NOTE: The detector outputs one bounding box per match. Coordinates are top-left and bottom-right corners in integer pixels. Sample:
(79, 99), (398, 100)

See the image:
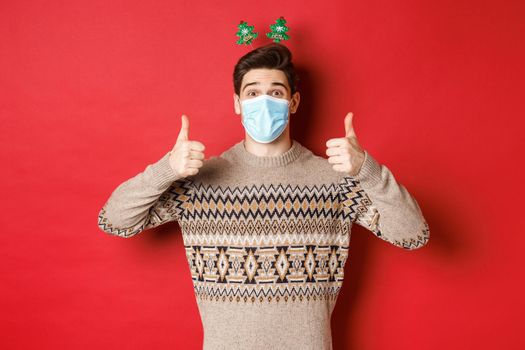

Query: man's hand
(169, 114), (206, 178)
(325, 112), (365, 176)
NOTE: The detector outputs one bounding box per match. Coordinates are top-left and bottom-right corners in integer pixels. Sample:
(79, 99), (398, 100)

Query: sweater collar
(231, 139), (303, 168)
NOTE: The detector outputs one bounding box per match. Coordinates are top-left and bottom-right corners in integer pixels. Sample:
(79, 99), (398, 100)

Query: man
(98, 43), (430, 350)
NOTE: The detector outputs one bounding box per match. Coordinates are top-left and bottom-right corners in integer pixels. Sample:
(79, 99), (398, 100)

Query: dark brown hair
(233, 43), (299, 96)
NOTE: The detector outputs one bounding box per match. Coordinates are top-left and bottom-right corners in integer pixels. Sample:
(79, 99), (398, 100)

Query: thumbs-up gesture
(168, 114), (206, 178)
(325, 112), (365, 176)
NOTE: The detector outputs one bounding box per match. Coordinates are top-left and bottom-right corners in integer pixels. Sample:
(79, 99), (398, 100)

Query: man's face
(234, 68), (300, 116)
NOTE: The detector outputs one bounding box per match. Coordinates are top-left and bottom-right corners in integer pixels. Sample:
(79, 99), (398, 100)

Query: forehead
(241, 68), (289, 89)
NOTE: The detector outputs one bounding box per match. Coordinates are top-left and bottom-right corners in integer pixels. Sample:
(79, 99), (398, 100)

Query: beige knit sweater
(98, 139), (429, 350)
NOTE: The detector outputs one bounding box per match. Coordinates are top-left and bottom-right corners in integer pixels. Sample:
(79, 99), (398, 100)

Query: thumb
(344, 112), (356, 138)
(177, 114), (189, 142)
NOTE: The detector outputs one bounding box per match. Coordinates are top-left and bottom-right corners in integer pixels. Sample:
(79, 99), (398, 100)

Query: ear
(290, 91), (300, 114)
(233, 93), (241, 115)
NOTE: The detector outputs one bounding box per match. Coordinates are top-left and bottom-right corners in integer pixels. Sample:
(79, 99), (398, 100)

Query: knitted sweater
(97, 139), (430, 350)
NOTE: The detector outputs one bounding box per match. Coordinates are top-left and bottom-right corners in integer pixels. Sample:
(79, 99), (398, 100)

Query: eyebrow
(242, 81), (288, 92)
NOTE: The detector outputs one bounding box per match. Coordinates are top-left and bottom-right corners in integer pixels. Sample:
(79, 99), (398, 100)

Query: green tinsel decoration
(235, 20), (258, 45)
(266, 16), (290, 43)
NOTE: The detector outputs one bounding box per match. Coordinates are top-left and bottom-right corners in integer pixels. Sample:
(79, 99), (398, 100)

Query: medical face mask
(240, 94), (290, 144)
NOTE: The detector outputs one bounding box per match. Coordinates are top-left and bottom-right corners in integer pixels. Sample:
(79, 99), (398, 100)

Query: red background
(1, 0), (524, 349)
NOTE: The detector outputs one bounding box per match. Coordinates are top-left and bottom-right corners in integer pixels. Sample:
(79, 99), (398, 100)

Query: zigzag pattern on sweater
(180, 221), (350, 246)
(177, 180), (356, 304)
(97, 178), (194, 237)
(193, 281), (343, 303)
(338, 176), (429, 250)
(184, 182), (347, 221)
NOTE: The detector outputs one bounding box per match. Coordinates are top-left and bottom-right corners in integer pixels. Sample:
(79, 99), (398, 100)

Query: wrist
(354, 150), (382, 187)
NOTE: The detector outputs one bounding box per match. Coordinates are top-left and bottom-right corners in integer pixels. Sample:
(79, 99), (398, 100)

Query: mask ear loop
(235, 20), (258, 49)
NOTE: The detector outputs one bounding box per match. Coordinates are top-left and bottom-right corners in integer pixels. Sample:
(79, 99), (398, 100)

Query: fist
(169, 114), (206, 178)
(326, 112), (365, 176)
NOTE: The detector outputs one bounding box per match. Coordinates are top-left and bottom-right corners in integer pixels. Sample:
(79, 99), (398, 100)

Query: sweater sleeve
(97, 151), (194, 238)
(337, 150), (430, 250)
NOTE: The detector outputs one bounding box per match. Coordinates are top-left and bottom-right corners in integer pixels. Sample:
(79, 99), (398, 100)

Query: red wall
(1, 0), (523, 349)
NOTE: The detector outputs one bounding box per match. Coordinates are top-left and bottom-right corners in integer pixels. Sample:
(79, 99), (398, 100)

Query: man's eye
(273, 90), (284, 96)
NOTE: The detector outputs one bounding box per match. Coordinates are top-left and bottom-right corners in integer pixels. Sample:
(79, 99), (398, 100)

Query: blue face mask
(240, 94), (290, 144)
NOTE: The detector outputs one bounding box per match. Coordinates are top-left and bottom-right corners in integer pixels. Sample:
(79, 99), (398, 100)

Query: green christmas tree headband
(235, 16), (290, 48)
